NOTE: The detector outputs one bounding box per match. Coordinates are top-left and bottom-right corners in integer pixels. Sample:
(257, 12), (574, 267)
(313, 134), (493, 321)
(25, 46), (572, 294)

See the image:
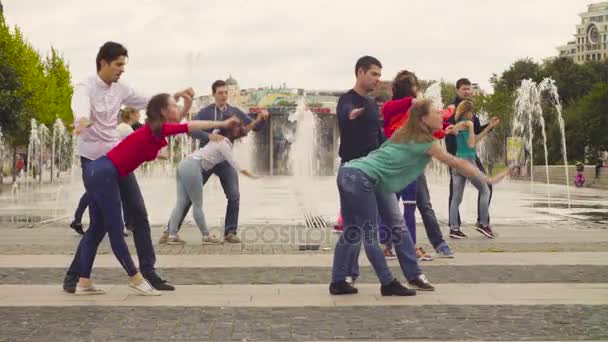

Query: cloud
(3, 0), (597, 94)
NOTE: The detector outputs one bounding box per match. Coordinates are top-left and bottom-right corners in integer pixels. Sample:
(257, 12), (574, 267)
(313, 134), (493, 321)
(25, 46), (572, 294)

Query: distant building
(225, 75), (241, 105)
(557, 2), (608, 63)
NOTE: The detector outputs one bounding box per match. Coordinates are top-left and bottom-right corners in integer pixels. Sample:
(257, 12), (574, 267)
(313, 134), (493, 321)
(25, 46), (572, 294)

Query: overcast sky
(3, 0), (598, 95)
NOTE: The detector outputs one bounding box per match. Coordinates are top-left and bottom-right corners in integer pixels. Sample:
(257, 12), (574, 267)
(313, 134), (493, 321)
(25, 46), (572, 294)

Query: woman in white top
(166, 120), (258, 244)
(117, 107), (140, 139)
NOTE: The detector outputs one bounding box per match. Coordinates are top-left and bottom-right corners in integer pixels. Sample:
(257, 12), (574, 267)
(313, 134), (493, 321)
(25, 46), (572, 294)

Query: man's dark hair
(96, 42), (128, 71)
(456, 78), (472, 89)
(212, 80), (228, 94)
(355, 56), (382, 76)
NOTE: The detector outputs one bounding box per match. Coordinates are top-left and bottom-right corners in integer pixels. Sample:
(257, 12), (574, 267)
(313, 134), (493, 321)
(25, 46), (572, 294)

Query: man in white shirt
(64, 41), (192, 293)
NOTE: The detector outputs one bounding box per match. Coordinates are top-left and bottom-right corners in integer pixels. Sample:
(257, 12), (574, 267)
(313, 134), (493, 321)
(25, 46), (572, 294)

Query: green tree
(562, 83), (608, 162)
(491, 58), (543, 93)
(440, 81), (457, 106)
(39, 48), (73, 126)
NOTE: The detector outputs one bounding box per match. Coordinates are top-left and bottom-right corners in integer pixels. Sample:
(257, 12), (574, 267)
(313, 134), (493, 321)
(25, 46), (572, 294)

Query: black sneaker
(63, 273), (78, 294)
(70, 221), (85, 235)
(449, 229), (467, 239)
(144, 273), (175, 291)
(380, 279), (416, 296)
(329, 281), (358, 295)
(408, 274), (435, 291)
(476, 225), (495, 239)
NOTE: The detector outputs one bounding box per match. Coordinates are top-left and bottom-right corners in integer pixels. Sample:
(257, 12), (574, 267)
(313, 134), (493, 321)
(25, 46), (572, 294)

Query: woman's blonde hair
(390, 99), (435, 144)
(455, 100), (474, 121)
(120, 107), (138, 123)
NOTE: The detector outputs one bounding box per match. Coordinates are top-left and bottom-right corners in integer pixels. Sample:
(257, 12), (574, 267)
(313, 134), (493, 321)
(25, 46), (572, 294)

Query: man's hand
(489, 116), (500, 128)
(222, 117), (240, 129)
(444, 125), (457, 135)
(348, 107), (365, 120)
(209, 133), (224, 142)
(72, 118), (92, 135)
(257, 108), (270, 121)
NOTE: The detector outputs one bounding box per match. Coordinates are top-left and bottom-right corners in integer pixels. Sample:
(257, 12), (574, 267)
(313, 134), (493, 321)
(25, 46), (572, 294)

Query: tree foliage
(0, 8), (73, 147)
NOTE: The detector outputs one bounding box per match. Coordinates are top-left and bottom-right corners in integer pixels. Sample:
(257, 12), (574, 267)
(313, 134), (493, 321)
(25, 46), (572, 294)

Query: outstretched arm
(428, 143), (484, 180)
(187, 117), (239, 133)
(427, 144), (510, 184)
(475, 117), (500, 144)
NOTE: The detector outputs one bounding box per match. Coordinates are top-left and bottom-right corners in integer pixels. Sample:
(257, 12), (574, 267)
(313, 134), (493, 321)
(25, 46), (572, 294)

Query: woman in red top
(380, 71), (458, 261)
(72, 93), (238, 296)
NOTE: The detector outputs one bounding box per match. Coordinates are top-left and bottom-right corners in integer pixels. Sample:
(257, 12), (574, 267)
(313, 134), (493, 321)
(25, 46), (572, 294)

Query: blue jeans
(449, 158), (491, 228)
(168, 160), (240, 236)
(379, 181), (417, 246)
(416, 173), (447, 249)
(168, 159), (210, 237)
(77, 157), (137, 277)
(66, 157), (157, 278)
(331, 167), (422, 285)
(448, 156), (492, 226)
(73, 158), (132, 227)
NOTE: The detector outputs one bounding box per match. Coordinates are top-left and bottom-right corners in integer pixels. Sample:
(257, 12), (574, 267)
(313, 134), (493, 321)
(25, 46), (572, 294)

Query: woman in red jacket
(71, 93), (238, 296)
(381, 70), (457, 260)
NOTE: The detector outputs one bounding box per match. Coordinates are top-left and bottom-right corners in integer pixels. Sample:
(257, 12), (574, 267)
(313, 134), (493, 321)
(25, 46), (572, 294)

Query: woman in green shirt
(330, 99), (509, 296)
(449, 100), (500, 239)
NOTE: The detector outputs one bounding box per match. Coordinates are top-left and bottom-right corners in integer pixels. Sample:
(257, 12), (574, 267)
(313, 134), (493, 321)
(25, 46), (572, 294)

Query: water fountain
(51, 118), (71, 183)
(286, 98), (326, 231)
(424, 82), (449, 182)
(512, 78), (570, 208)
(26, 119), (40, 187)
(288, 98), (319, 178)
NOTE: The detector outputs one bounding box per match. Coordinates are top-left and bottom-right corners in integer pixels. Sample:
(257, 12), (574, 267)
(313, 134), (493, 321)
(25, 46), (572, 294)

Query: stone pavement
(0, 220), (607, 341)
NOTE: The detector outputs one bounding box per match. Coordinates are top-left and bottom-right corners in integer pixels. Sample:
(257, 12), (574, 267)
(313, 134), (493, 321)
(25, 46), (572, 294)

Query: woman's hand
(222, 117), (240, 129)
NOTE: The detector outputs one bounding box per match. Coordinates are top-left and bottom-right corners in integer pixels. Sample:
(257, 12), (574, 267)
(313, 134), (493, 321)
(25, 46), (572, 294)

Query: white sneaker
(128, 279), (162, 296)
(75, 284), (106, 296)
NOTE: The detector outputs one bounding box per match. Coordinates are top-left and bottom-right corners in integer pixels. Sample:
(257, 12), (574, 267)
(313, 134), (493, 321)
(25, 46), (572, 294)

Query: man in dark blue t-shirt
(163, 80), (269, 244)
(334, 56), (384, 236)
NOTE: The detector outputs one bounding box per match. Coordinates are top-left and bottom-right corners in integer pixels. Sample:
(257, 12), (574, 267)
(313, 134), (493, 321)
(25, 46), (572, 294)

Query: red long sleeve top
(381, 98), (454, 139)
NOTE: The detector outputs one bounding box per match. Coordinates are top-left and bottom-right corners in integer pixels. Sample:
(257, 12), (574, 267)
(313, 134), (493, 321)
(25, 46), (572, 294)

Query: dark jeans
(331, 167), (421, 285)
(66, 157), (157, 278)
(415, 173), (447, 249)
(379, 181), (417, 246)
(168, 160), (240, 236)
(73, 164), (132, 227)
(78, 156), (137, 277)
(448, 156), (492, 226)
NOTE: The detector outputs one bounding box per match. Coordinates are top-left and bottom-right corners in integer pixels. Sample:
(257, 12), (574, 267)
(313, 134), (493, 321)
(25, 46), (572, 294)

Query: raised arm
(187, 117), (239, 133)
(475, 117), (499, 144)
(465, 121), (475, 148)
(234, 107), (269, 133)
